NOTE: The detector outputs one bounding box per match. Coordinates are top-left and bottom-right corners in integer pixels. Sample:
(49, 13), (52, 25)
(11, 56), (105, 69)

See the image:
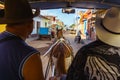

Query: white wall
(31, 17), (41, 34)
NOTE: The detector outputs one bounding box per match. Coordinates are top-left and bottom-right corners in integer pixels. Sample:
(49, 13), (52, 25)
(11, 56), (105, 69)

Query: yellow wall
(0, 24), (6, 32)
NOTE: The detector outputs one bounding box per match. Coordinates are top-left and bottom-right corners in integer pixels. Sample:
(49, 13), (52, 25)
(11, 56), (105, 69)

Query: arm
(22, 53), (45, 80)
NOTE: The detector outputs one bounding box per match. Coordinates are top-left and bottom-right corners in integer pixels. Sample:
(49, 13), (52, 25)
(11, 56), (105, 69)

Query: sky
(41, 8), (87, 27)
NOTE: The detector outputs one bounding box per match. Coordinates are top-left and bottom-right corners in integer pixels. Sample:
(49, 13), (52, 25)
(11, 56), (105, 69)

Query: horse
(56, 29), (64, 39)
(51, 38), (73, 75)
(44, 29), (74, 80)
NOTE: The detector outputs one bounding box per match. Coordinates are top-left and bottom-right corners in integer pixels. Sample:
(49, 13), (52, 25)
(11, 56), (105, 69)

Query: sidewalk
(26, 36), (53, 55)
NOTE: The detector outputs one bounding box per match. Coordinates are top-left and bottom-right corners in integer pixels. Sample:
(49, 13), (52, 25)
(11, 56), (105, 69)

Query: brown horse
(44, 29), (74, 80)
(51, 38), (73, 76)
(56, 29), (64, 39)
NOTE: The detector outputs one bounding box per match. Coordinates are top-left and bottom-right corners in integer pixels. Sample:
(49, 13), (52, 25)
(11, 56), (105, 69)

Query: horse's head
(57, 29), (64, 39)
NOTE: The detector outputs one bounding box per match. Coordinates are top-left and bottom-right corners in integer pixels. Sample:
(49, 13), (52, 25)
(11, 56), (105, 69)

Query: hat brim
(0, 17), (33, 24)
(95, 16), (120, 47)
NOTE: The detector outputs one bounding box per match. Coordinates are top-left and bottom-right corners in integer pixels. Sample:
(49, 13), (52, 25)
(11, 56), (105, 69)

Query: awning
(0, 0), (120, 9)
(29, 0), (120, 9)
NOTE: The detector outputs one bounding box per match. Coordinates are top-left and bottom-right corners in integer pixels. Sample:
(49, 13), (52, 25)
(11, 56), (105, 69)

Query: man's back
(0, 31), (39, 80)
(67, 7), (120, 80)
(66, 40), (120, 80)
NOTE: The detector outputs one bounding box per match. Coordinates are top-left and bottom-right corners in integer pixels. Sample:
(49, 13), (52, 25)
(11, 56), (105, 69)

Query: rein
(43, 39), (60, 57)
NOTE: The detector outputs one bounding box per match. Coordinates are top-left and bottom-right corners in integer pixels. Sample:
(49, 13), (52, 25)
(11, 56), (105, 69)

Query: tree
(69, 24), (75, 28)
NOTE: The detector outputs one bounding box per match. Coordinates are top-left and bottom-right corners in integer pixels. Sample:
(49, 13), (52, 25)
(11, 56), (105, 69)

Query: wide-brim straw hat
(95, 7), (120, 47)
(0, 0), (34, 24)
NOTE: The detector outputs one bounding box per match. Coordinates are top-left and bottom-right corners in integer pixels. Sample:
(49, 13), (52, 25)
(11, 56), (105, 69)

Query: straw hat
(0, 0), (34, 24)
(95, 7), (120, 47)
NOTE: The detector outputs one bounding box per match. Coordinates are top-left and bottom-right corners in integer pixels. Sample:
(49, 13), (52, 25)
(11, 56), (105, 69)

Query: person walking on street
(75, 29), (84, 44)
(0, 0), (44, 80)
(66, 7), (120, 80)
(76, 30), (82, 43)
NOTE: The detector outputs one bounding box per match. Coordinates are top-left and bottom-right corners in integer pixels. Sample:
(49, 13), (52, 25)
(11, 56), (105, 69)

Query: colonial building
(32, 15), (50, 35)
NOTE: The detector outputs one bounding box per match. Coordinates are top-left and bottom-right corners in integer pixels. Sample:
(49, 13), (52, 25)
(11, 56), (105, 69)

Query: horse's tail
(56, 50), (66, 75)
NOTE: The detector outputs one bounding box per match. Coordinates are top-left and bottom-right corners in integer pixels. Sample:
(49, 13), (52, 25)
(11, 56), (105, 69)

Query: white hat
(95, 7), (120, 47)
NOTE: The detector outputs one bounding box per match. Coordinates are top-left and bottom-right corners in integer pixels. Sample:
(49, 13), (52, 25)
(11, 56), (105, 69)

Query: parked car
(70, 29), (76, 34)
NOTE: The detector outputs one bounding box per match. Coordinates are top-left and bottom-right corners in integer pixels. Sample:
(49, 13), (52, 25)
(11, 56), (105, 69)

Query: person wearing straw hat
(0, 0), (44, 80)
(66, 7), (120, 80)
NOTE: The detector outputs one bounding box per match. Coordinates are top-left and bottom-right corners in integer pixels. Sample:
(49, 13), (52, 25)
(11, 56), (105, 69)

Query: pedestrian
(74, 30), (84, 43)
(85, 31), (89, 40)
(77, 30), (82, 43)
(66, 7), (120, 80)
(0, 0), (44, 80)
